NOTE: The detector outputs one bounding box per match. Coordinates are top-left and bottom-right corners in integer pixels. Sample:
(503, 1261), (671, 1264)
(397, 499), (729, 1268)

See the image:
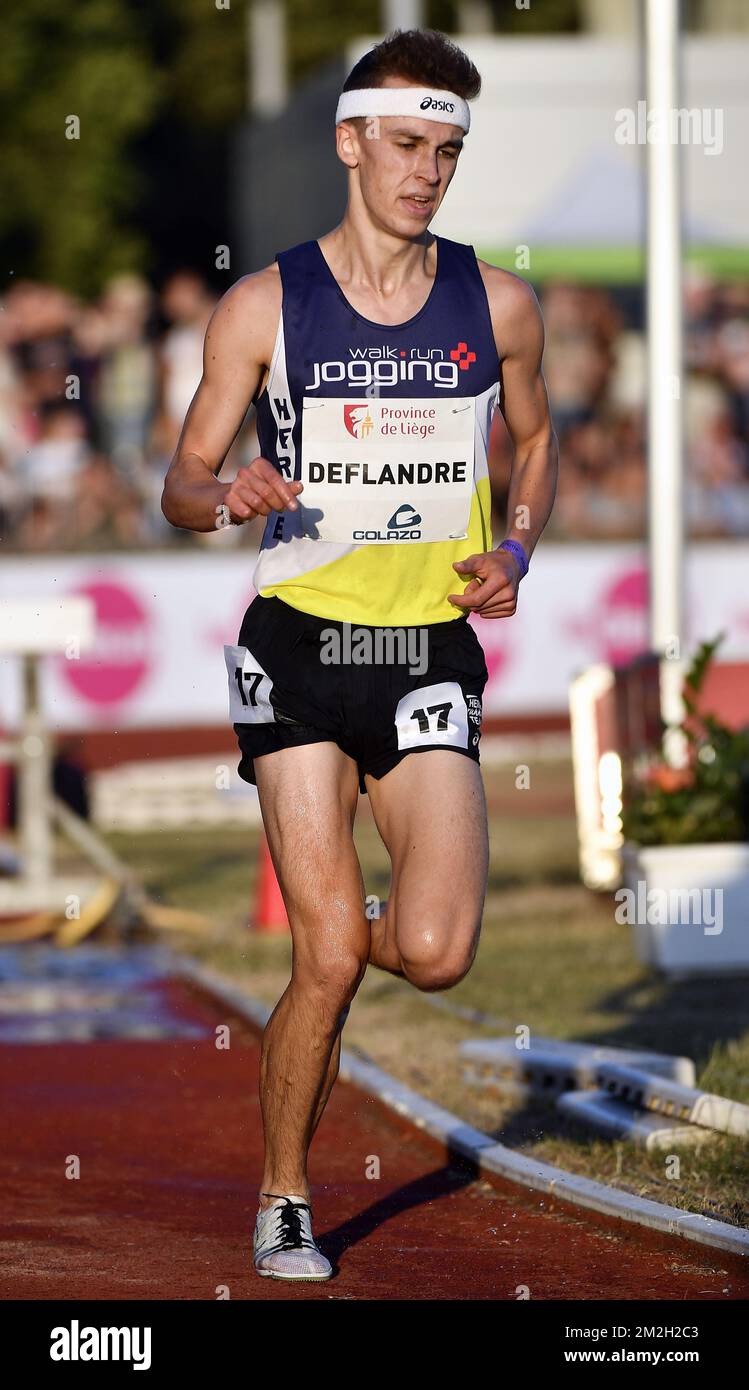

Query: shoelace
(260, 1193), (315, 1251)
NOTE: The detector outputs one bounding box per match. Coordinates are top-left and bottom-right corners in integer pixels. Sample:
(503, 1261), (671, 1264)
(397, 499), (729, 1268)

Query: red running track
(0, 972), (747, 1301)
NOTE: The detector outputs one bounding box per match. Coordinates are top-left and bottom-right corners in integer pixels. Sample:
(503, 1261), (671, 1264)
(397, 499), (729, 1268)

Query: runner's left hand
(448, 550), (520, 619)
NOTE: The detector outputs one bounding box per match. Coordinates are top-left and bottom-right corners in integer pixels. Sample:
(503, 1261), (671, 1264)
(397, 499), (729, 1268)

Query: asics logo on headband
(419, 97), (455, 113)
(335, 87), (471, 133)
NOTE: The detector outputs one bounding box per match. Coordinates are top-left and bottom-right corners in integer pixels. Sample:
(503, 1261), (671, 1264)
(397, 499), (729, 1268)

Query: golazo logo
(388, 504), (422, 529)
(420, 96), (455, 113)
(353, 503), (422, 542)
(50, 1320), (151, 1371)
(344, 403), (374, 439)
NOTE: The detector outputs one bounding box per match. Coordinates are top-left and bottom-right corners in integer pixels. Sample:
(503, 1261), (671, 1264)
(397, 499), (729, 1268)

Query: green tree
(0, 0), (585, 296)
(157, 0), (245, 129)
(0, 0), (160, 294)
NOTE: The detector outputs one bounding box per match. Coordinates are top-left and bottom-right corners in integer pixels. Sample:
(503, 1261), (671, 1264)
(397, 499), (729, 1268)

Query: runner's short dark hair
(343, 29), (481, 101)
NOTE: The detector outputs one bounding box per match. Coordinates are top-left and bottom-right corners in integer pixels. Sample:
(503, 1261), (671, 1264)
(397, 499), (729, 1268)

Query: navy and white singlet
(252, 235), (501, 627)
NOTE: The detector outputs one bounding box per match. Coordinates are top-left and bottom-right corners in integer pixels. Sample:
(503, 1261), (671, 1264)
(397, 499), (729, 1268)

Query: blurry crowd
(492, 273), (749, 539)
(2, 268), (749, 552)
(0, 271), (251, 552)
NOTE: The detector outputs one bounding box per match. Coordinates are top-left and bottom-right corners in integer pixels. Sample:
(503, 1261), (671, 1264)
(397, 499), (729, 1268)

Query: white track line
(172, 955), (749, 1259)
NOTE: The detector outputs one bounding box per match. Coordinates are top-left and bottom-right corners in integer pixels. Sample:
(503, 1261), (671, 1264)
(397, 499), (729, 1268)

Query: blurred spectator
(3, 282), (77, 411)
(155, 270), (217, 457)
(96, 274), (158, 477)
(541, 283), (616, 431)
(18, 401), (90, 549)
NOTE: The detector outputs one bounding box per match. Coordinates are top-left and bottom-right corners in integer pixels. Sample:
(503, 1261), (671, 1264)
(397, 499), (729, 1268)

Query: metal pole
(382, 0), (426, 32)
(247, 0), (288, 118)
(455, 1), (493, 34)
(19, 654), (53, 883)
(645, 0), (685, 745)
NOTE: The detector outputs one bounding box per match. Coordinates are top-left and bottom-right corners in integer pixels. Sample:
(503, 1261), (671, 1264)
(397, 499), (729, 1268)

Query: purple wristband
(497, 538), (529, 580)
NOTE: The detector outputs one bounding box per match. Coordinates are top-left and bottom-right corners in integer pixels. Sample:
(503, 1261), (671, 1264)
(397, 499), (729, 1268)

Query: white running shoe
(253, 1193), (332, 1281)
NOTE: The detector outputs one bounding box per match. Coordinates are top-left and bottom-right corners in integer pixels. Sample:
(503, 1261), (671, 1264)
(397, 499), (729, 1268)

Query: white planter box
(621, 841), (749, 976)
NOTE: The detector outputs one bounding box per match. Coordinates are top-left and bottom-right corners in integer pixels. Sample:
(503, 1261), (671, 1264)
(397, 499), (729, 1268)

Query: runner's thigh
(254, 742), (370, 978)
(364, 749), (489, 964)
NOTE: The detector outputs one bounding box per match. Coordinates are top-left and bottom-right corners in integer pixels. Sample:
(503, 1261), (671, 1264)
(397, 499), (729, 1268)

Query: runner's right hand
(223, 456), (304, 522)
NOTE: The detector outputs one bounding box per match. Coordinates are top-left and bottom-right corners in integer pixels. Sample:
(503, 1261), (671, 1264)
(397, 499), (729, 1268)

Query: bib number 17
(394, 681), (470, 751)
(409, 701), (452, 735)
(235, 668), (264, 709)
(224, 644), (276, 724)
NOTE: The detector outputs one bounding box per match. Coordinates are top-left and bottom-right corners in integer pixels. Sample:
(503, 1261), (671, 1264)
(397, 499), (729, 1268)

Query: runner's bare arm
(449, 266), (558, 617)
(160, 270), (303, 532)
(486, 268), (558, 556)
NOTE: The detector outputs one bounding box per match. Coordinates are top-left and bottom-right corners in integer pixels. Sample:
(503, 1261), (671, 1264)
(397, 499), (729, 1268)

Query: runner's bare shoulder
(474, 259), (544, 359)
(204, 263), (282, 376)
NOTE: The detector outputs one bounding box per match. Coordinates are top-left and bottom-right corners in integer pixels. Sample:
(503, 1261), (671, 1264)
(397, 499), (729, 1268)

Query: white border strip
(172, 956), (749, 1259)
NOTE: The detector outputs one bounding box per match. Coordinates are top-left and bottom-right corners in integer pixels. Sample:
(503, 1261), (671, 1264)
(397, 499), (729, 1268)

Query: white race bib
(299, 396), (475, 544)
(394, 681), (470, 749)
(224, 644), (275, 723)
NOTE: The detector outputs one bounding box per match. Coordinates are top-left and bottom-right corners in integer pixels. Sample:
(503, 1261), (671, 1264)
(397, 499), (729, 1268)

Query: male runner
(162, 28), (558, 1282)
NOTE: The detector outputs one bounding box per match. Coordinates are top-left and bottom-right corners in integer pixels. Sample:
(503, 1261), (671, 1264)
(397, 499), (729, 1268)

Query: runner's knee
(296, 948), (368, 1010)
(400, 928), (479, 993)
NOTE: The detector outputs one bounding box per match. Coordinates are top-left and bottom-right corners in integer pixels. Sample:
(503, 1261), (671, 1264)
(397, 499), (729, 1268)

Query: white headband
(335, 87), (470, 133)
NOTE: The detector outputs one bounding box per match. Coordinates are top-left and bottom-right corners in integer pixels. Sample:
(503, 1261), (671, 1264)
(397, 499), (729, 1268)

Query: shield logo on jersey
(343, 403), (374, 439)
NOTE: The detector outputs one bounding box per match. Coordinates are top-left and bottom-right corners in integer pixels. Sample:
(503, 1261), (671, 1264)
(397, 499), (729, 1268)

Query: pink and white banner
(0, 544), (747, 730)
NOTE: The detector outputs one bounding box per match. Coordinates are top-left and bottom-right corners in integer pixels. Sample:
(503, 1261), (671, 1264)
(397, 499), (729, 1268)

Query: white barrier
(459, 1035), (696, 1090)
(0, 596), (101, 911)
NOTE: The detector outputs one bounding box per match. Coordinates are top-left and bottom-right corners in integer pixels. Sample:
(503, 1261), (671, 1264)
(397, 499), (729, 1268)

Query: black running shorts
(225, 595), (489, 793)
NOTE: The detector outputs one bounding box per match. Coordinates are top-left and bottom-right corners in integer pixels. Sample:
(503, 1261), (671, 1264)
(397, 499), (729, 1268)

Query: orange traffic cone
(252, 833), (289, 933)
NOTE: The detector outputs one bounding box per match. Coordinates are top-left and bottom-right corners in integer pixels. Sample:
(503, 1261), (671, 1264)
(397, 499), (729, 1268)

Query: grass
(476, 244), (749, 284)
(106, 758), (749, 1229)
